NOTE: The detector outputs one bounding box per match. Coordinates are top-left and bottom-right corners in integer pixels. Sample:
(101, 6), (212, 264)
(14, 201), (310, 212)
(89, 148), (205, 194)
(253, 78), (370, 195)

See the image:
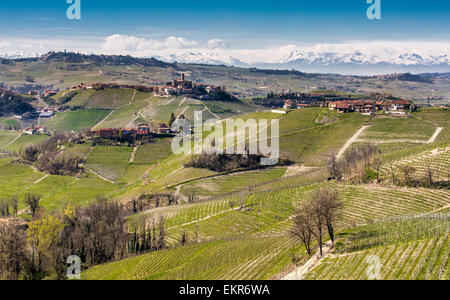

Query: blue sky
(0, 0), (449, 44)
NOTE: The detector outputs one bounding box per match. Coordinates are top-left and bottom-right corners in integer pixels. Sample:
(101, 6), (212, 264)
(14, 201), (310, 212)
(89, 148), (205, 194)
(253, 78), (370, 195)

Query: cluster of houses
(328, 100), (414, 115)
(23, 126), (47, 135)
(89, 123), (151, 139)
(88, 123), (175, 139)
(28, 89), (58, 98)
(283, 99), (414, 115)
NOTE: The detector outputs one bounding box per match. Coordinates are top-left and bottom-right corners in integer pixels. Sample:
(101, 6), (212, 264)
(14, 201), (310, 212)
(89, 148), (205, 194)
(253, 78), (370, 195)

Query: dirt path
(177, 106), (189, 119)
(92, 110), (115, 129)
(337, 125), (370, 159)
(129, 146), (138, 163)
(356, 126), (443, 145)
(33, 174), (49, 184)
(81, 164), (115, 184)
(283, 164), (318, 178)
(203, 104), (221, 120)
(1, 132), (23, 149)
(281, 241), (334, 280)
(428, 127), (443, 144)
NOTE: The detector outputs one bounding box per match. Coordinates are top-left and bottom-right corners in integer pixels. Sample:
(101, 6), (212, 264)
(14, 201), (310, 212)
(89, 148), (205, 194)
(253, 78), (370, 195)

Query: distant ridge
(0, 51), (175, 69)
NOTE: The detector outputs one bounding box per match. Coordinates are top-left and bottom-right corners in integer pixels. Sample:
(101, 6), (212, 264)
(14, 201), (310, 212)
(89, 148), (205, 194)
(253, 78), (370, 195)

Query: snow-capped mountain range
(1, 36), (449, 75)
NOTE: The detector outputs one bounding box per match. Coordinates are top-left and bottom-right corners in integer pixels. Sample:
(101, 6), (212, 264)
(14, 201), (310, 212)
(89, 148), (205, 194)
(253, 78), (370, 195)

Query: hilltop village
(70, 73), (226, 100)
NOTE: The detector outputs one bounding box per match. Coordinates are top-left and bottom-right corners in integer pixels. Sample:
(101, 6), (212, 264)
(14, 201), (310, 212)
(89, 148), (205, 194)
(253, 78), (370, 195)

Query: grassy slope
(85, 146), (133, 182)
(4, 134), (50, 152)
(0, 130), (21, 148)
(279, 112), (367, 166)
(0, 117), (21, 129)
(40, 109), (110, 131)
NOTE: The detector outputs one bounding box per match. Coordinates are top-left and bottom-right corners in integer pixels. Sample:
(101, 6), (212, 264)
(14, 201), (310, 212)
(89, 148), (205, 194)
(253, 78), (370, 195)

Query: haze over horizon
(1, 0), (449, 75)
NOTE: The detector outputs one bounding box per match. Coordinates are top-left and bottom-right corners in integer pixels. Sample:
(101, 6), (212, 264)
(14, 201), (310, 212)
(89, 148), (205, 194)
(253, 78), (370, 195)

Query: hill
(0, 88), (34, 116)
(1, 52), (449, 102)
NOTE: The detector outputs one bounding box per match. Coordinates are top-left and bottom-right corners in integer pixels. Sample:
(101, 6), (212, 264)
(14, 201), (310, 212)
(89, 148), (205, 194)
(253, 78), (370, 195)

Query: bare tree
(10, 196), (18, 217)
(398, 164), (416, 185)
(290, 206), (315, 255)
(328, 153), (342, 180)
(389, 163), (397, 186)
(24, 194), (41, 218)
(307, 196), (325, 256)
(424, 162), (434, 186)
(372, 157), (383, 183)
(0, 223), (29, 280)
(316, 187), (342, 246)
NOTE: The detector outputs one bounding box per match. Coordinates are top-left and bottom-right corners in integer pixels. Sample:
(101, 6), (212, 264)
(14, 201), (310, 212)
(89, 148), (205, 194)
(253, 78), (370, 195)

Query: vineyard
(97, 92), (153, 128)
(359, 117), (437, 142)
(306, 215), (449, 280)
(83, 235), (299, 280)
(86, 88), (136, 109)
(179, 167), (287, 197)
(379, 145), (450, 182)
(0, 101), (448, 280)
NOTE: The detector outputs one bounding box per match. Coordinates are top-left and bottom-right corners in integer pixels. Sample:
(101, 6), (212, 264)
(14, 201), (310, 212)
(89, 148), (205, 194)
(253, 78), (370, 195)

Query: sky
(0, 0), (449, 73)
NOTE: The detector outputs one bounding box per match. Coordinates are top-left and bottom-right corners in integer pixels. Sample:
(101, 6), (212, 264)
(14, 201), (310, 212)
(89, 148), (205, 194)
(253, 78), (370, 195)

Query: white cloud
(207, 39), (228, 49)
(100, 34), (198, 53)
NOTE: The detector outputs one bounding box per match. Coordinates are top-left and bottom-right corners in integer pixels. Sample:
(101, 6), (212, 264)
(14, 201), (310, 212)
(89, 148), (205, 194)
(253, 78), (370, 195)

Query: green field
(0, 159), (45, 200)
(4, 134), (50, 152)
(0, 117), (21, 129)
(0, 130), (21, 149)
(85, 146), (133, 182)
(83, 236), (298, 280)
(66, 89), (95, 107)
(40, 109), (110, 131)
(133, 139), (176, 165)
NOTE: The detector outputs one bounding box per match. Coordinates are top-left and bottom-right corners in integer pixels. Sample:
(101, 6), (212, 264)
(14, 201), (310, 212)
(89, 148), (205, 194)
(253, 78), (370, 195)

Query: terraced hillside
(86, 88), (136, 109)
(379, 144), (450, 182)
(305, 216), (449, 280)
(83, 173), (450, 280)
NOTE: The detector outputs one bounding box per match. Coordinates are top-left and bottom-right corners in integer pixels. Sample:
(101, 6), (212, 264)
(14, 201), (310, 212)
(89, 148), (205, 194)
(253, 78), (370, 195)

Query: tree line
(0, 197), (167, 280)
